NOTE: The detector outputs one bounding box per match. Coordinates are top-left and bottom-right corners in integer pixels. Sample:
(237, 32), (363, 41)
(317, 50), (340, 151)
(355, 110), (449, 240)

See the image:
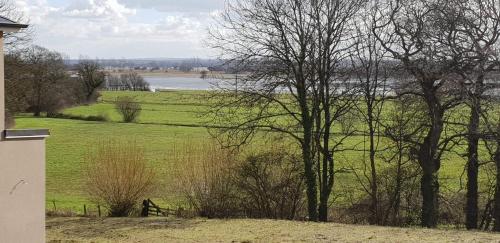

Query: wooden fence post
(141, 199), (149, 217)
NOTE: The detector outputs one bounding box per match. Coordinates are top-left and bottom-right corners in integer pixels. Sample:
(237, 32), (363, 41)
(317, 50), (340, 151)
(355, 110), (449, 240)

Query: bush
(175, 142), (241, 218)
(84, 141), (156, 217)
(47, 112), (108, 122)
(115, 96), (141, 123)
(340, 163), (422, 226)
(236, 150), (305, 220)
(174, 142), (305, 220)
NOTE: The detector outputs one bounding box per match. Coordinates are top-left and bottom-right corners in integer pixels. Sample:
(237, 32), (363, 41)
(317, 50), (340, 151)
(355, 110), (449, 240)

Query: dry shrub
(439, 192), (466, 228)
(173, 141), (305, 220)
(174, 141), (240, 218)
(115, 96), (141, 123)
(84, 140), (156, 217)
(236, 150), (305, 220)
(340, 164), (421, 226)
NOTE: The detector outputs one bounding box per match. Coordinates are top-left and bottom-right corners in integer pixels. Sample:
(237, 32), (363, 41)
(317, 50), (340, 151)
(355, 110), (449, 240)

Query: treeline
(5, 46), (107, 125)
(107, 72), (150, 91)
(4, 45), (151, 127)
(208, 0), (500, 231)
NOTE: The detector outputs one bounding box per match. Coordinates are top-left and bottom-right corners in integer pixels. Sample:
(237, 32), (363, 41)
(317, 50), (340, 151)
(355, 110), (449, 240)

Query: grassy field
(14, 90), (482, 212)
(16, 91), (212, 211)
(46, 217), (500, 242)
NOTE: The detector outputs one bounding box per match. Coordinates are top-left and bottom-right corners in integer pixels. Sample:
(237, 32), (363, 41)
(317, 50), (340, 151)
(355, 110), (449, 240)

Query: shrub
(340, 163), (422, 226)
(174, 142), (305, 220)
(47, 112), (108, 122)
(235, 150), (305, 220)
(84, 140), (156, 217)
(115, 96), (141, 123)
(175, 141), (241, 218)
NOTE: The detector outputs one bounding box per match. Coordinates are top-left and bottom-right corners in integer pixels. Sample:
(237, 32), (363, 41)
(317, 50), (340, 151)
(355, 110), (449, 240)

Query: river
(144, 76), (216, 91)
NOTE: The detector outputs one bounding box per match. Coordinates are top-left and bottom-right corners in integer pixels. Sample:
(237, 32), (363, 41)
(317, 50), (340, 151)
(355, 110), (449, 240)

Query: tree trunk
(33, 109), (41, 117)
(318, 154), (334, 222)
(493, 145), (500, 231)
(419, 82), (443, 228)
(318, 192), (328, 222)
(466, 77), (482, 230)
(466, 107), (480, 229)
(303, 142), (318, 221)
(368, 117), (378, 224)
(421, 165), (439, 228)
(302, 117), (318, 221)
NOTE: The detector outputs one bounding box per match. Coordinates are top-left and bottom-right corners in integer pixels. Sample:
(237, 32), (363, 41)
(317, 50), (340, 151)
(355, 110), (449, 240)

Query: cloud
(12, 0), (220, 58)
(118, 0), (226, 13)
(63, 0), (136, 21)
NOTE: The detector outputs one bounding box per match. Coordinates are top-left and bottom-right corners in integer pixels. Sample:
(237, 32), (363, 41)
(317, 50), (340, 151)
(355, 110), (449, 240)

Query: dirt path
(46, 217), (500, 242)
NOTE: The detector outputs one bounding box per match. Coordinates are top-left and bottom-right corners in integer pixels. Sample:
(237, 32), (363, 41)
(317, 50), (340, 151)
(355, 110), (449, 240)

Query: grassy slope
(16, 91), (210, 210)
(14, 90), (482, 211)
(46, 217), (500, 242)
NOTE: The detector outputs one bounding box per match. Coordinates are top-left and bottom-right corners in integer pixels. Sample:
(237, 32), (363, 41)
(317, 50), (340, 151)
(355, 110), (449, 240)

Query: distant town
(65, 58), (225, 73)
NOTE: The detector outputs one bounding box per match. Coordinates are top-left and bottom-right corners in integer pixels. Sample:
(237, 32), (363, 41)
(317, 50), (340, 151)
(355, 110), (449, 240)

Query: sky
(14, 0), (226, 59)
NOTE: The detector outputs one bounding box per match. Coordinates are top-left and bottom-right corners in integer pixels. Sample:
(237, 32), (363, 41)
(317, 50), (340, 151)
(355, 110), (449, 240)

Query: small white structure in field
(0, 16), (49, 243)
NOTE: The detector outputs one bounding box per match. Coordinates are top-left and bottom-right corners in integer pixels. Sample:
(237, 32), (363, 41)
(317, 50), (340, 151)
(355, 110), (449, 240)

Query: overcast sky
(14, 0), (226, 59)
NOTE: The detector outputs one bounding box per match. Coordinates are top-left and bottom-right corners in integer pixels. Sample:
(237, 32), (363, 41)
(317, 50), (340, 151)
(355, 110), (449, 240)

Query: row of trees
(209, 0), (500, 229)
(107, 72), (150, 91)
(5, 46), (107, 119)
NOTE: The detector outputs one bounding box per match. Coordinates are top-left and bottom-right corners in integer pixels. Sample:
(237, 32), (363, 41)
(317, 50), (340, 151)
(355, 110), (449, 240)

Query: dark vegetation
(5, 50), (106, 118)
(47, 112), (108, 122)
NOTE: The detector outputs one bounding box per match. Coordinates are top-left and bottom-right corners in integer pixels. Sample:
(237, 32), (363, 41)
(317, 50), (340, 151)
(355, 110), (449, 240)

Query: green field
(16, 91), (212, 211)
(14, 90), (479, 212)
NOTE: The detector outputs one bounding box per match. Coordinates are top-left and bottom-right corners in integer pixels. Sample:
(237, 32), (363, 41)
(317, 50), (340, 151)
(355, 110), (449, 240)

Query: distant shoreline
(108, 70), (235, 79)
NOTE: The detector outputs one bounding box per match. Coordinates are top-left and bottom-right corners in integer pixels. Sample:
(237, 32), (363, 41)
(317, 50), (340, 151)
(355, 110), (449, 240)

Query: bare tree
(7, 46), (69, 117)
(487, 115), (500, 231)
(209, 0), (363, 221)
(120, 72), (150, 91)
(5, 53), (28, 114)
(77, 60), (106, 102)
(381, 95), (423, 225)
(373, 0), (465, 227)
(350, 1), (391, 224)
(446, 0), (500, 229)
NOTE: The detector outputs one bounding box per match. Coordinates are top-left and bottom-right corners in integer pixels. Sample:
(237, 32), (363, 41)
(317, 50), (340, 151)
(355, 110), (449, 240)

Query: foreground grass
(46, 217), (500, 242)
